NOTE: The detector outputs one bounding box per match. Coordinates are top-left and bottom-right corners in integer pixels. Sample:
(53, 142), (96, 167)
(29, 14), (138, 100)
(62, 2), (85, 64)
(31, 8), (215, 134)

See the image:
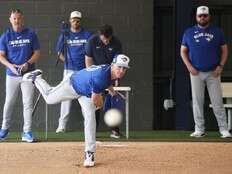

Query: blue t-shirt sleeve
(87, 32), (92, 39)
(92, 86), (102, 94)
(84, 32), (92, 55)
(91, 68), (106, 94)
(32, 32), (40, 50)
(56, 34), (63, 53)
(0, 33), (7, 52)
(85, 37), (93, 57)
(92, 77), (103, 94)
(219, 29), (226, 46)
(181, 31), (189, 48)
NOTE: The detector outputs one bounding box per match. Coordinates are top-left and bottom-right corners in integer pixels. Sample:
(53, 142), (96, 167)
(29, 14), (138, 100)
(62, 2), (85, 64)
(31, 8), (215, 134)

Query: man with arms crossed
(180, 6), (231, 138)
(0, 9), (41, 142)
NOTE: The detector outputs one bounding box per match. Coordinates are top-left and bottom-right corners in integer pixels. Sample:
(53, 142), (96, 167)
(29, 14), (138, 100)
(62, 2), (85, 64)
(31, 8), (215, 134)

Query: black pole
(170, 0), (176, 100)
(175, 0), (194, 130)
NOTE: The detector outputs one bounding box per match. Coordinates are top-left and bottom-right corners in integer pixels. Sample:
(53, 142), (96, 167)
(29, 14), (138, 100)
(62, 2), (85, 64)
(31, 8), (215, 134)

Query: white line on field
(96, 141), (129, 147)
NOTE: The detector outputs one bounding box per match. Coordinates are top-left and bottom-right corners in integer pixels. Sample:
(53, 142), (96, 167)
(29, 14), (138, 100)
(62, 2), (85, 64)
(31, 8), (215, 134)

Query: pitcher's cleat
(83, 151), (95, 167)
(23, 69), (42, 82)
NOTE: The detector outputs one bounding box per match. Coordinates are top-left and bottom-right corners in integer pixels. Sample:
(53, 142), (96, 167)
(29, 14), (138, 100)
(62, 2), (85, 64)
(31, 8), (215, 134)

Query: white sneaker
(220, 130), (232, 138)
(190, 131), (205, 138)
(56, 128), (65, 133)
(83, 151), (95, 167)
(23, 69), (42, 82)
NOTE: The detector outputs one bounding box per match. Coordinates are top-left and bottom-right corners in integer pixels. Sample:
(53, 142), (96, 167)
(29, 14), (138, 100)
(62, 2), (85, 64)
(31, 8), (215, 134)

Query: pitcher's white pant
(34, 76), (96, 152)
(190, 72), (228, 132)
(58, 69), (78, 130)
(1, 75), (35, 132)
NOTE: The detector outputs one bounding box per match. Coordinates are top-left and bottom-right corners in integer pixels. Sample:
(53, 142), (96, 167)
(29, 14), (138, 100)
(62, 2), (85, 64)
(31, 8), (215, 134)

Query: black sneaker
(110, 130), (122, 139)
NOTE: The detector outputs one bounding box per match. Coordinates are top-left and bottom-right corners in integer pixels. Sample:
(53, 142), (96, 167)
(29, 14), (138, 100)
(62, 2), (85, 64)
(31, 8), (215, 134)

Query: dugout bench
(209, 82), (232, 131)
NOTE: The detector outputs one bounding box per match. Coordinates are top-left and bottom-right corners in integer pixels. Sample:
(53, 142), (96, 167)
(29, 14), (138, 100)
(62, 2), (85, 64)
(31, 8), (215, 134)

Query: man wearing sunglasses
(55, 11), (92, 133)
(180, 6), (231, 138)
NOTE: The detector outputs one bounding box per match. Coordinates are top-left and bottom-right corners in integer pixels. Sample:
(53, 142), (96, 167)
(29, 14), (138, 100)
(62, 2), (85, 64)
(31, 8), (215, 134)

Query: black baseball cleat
(23, 69), (43, 82)
(110, 130), (123, 139)
(83, 151), (95, 167)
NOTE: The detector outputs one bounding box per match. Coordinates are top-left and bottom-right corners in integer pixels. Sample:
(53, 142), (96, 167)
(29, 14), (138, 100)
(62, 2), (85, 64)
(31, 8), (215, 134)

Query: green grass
(1, 131), (232, 143)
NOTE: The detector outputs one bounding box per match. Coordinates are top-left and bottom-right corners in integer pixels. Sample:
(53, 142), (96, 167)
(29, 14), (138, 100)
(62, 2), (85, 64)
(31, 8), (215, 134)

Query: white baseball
(104, 109), (122, 127)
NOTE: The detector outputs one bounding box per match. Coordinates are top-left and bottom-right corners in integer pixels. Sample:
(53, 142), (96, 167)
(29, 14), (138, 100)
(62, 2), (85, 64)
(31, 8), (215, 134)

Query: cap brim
(197, 13), (209, 15)
(115, 63), (130, 69)
(70, 16), (81, 19)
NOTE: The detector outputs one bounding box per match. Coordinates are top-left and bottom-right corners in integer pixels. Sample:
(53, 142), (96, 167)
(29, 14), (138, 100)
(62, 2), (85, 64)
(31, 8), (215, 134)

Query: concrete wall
(0, 0), (154, 131)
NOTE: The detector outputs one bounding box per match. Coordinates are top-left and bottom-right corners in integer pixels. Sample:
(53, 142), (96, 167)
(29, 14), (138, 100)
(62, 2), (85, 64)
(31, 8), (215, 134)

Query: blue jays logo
(202, 7), (206, 11)
(121, 57), (128, 62)
(194, 32), (214, 43)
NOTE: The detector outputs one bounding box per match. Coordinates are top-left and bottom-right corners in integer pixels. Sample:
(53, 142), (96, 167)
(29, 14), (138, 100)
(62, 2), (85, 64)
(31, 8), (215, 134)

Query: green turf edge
(0, 131), (232, 143)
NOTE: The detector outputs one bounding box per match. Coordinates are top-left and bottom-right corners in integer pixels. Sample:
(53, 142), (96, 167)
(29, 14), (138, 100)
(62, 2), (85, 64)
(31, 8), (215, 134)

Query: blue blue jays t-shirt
(85, 34), (122, 65)
(56, 28), (91, 71)
(0, 27), (40, 76)
(181, 25), (226, 72)
(70, 64), (114, 97)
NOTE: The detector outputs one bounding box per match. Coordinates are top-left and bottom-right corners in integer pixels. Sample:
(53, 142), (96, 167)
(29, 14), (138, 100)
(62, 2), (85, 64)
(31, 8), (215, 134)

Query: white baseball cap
(196, 6), (209, 15)
(70, 11), (82, 19)
(112, 54), (130, 69)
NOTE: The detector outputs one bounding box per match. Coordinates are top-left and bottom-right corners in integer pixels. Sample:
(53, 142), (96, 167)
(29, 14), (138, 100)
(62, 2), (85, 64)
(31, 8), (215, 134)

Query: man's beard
(197, 20), (209, 27)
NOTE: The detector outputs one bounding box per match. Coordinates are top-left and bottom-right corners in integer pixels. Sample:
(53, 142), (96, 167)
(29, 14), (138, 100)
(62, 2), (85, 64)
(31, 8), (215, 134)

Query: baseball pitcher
(23, 54), (130, 167)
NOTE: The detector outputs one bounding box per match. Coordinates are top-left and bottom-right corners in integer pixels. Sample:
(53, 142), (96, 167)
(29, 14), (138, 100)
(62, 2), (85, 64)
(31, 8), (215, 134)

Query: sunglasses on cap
(197, 14), (208, 18)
